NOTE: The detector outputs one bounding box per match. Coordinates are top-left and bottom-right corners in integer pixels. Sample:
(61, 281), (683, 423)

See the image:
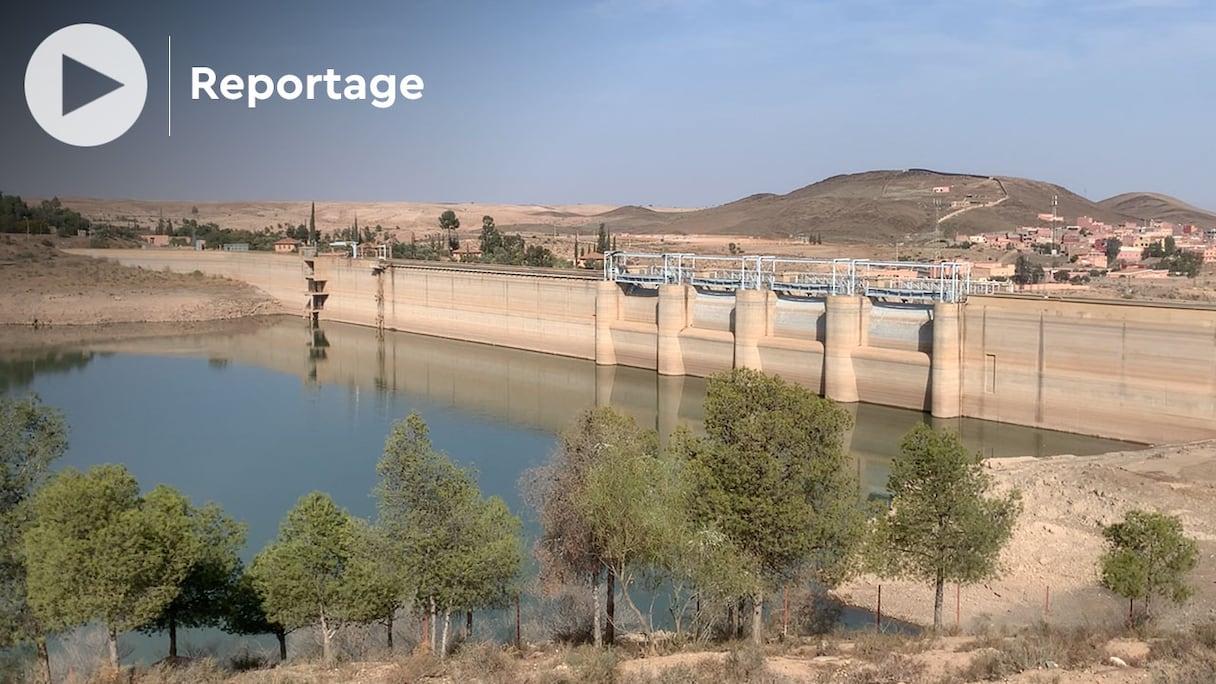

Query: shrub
(448, 642), (517, 684)
(959, 623), (1109, 679)
(817, 654), (927, 684)
(135, 658), (227, 684)
(722, 642), (766, 680)
(229, 648), (269, 672)
(566, 645), (620, 684)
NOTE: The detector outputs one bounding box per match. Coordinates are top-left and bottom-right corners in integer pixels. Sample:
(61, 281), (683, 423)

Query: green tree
(576, 412), (682, 635)
(596, 223), (610, 254)
(0, 396), (68, 683)
(248, 492), (358, 666)
(139, 502), (246, 658)
(439, 210), (460, 255)
(1099, 510), (1198, 621)
(24, 467), (201, 669)
(375, 413), (521, 657)
(442, 495), (523, 643)
(479, 215), (503, 257)
(1013, 255), (1044, 285)
(223, 571), (290, 662)
(1104, 237), (1122, 263)
(523, 244), (555, 268)
(498, 234), (526, 264)
(309, 202), (317, 245)
(339, 520), (405, 651)
(1163, 250), (1203, 278)
(680, 369), (862, 644)
(526, 407), (647, 646)
(868, 424), (1021, 630)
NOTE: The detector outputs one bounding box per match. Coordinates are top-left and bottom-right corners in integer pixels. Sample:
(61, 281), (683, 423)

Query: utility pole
(1051, 195), (1059, 261)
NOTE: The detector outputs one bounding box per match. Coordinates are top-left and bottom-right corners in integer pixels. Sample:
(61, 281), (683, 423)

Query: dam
(79, 249), (1216, 444)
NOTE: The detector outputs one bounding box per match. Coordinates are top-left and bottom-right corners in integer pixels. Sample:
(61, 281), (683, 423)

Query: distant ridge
(585, 169), (1216, 242)
(53, 171), (1216, 246)
(1097, 192), (1216, 227)
(594, 205), (662, 219)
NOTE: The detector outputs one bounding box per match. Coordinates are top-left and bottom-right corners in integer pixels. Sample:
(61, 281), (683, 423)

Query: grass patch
(447, 642), (518, 684)
(850, 630), (935, 659)
(959, 622), (1111, 680)
(133, 658), (227, 684)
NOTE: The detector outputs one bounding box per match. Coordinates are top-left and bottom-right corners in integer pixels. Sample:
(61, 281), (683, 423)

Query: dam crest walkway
(603, 252), (1011, 303)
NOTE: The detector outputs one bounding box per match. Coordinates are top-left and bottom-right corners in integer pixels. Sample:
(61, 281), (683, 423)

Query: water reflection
(1, 316), (1139, 510)
(0, 348), (99, 393)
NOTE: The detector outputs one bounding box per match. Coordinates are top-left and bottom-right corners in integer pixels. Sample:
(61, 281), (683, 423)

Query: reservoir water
(0, 316), (1138, 661)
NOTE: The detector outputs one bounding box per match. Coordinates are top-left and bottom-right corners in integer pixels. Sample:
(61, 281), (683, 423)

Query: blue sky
(2, 0), (1213, 208)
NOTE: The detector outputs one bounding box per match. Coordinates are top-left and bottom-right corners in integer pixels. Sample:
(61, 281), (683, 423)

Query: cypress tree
(309, 202), (317, 245)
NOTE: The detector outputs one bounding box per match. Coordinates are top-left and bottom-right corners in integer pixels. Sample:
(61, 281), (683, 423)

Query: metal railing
(603, 252), (1011, 303)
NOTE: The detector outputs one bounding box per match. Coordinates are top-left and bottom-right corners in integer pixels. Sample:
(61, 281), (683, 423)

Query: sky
(1, 0), (1213, 209)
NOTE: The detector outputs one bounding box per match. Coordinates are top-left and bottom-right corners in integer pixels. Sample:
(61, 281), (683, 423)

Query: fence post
(515, 592), (522, 650)
(955, 584), (961, 632)
(876, 584), (882, 632)
(1044, 585), (1050, 622)
(782, 586), (789, 639)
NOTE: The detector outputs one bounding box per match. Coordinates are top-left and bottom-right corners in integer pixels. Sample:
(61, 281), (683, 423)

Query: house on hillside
(274, 237), (302, 254)
(1078, 252), (1108, 269)
(578, 251), (606, 269)
(451, 245), (482, 262)
(970, 262), (1015, 280)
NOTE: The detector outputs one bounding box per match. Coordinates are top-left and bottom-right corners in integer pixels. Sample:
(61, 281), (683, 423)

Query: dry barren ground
(0, 235), (285, 335)
(838, 441), (1216, 633)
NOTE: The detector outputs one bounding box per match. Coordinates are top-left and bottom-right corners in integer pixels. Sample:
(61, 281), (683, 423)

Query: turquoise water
(0, 316), (1137, 663)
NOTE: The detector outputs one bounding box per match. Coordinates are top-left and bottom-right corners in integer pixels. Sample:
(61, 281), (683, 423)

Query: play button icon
(62, 54), (126, 117)
(25, 24), (147, 147)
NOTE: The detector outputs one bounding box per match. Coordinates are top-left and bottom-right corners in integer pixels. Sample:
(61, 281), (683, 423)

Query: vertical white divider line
(167, 34), (172, 137)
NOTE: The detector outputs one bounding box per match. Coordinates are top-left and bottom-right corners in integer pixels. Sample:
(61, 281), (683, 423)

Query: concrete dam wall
(84, 249), (1216, 444)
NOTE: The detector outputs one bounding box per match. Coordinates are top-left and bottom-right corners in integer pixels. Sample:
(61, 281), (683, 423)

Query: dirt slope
(0, 235), (284, 331)
(837, 441), (1216, 633)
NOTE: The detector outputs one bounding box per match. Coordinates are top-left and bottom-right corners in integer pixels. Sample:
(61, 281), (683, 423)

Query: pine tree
(375, 413), (521, 657)
(576, 410), (681, 634)
(679, 369), (862, 643)
(24, 467), (201, 669)
(1100, 510), (1198, 621)
(868, 424), (1022, 629)
(139, 503), (246, 658)
(223, 572), (289, 662)
(0, 396), (68, 684)
(248, 492), (359, 667)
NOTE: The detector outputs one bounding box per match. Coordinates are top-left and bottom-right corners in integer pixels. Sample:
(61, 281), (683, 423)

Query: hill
(1098, 192), (1216, 227)
(587, 169), (1146, 243)
(46, 171), (1216, 247)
